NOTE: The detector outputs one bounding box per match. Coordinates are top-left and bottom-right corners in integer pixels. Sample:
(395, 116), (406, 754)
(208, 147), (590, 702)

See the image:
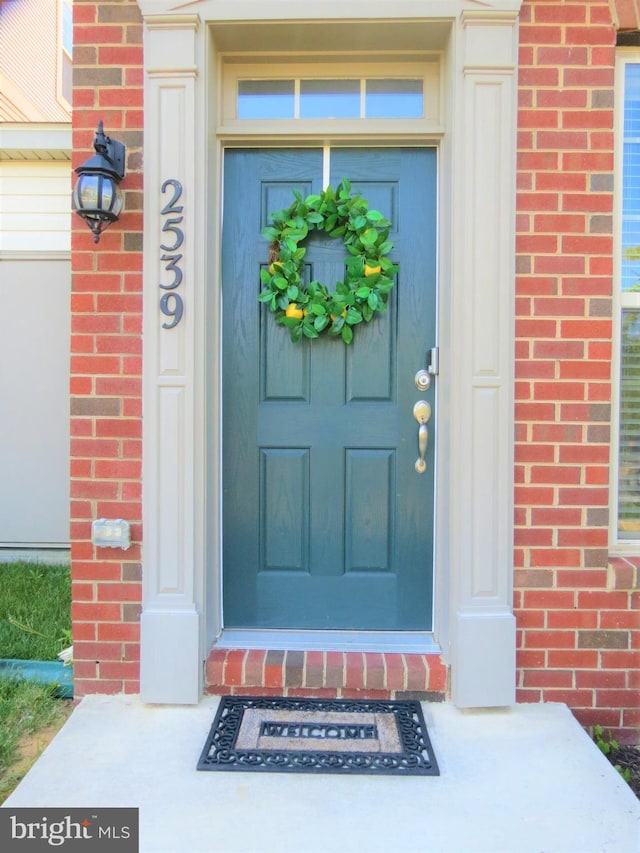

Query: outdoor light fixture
(73, 121), (126, 243)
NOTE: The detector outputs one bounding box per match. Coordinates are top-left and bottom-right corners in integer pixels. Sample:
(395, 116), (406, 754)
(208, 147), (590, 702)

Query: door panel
(222, 147), (437, 630)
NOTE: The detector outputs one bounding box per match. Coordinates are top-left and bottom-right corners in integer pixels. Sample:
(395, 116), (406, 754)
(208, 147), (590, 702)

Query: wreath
(258, 179), (398, 344)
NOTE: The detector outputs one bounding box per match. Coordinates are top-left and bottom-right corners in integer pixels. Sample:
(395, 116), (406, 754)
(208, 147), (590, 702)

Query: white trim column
(140, 13), (202, 703)
(449, 12), (519, 707)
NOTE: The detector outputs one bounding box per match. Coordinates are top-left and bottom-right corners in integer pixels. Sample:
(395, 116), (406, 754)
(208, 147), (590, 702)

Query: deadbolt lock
(415, 369), (431, 391)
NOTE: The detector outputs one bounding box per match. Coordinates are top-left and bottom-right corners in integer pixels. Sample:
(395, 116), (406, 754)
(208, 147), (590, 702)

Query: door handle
(413, 400), (431, 474)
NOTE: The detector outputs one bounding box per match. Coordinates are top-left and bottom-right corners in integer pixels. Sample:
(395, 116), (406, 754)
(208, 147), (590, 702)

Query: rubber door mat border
(197, 695), (439, 776)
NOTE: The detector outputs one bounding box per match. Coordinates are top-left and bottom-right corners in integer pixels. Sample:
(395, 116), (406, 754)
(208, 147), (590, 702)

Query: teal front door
(222, 147), (437, 630)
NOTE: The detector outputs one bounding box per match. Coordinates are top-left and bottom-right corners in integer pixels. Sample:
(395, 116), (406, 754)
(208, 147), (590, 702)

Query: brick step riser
(205, 649), (448, 701)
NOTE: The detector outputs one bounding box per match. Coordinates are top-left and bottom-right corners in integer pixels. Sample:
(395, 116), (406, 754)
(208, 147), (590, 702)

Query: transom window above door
(238, 78), (424, 119)
(219, 58), (442, 133)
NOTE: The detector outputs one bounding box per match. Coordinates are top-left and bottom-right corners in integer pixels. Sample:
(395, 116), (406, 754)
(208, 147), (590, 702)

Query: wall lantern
(73, 121), (126, 243)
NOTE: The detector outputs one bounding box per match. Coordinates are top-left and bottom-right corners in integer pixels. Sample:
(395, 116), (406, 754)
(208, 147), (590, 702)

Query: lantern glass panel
(111, 184), (124, 217)
(74, 174), (100, 210)
(99, 176), (116, 212)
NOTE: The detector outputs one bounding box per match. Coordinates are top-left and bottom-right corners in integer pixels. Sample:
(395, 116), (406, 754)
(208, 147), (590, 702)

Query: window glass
(299, 80), (360, 118)
(238, 80), (295, 119)
(235, 75), (427, 120)
(62, 0), (73, 57)
(365, 79), (423, 118)
(61, 53), (72, 105)
(624, 64), (640, 135)
(618, 309), (640, 539)
(622, 72), (640, 292)
(617, 62), (640, 541)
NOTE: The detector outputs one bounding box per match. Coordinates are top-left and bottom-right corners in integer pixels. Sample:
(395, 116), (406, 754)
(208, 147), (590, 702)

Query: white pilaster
(140, 13), (202, 703)
(449, 12), (519, 707)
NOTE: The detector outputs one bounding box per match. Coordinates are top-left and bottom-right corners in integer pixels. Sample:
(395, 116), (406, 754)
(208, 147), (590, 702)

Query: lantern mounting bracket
(93, 121), (126, 181)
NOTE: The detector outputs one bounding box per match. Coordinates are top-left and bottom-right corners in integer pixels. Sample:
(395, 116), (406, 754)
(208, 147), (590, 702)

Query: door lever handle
(413, 400), (431, 474)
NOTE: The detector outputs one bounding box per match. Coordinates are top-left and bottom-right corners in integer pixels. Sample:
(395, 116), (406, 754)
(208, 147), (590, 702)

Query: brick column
(71, 0), (144, 696)
(516, 0), (639, 742)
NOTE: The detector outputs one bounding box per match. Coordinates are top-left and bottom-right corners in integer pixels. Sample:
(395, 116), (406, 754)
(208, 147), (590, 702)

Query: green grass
(0, 562), (73, 803)
(0, 676), (71, 803)
(0, 562), (71, 660)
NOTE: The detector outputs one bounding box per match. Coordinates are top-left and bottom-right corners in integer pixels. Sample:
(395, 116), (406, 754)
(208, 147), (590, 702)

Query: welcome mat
(197, 696), (439, 776)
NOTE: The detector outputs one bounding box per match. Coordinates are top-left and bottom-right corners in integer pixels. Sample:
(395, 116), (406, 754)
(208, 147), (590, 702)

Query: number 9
(160, 292), (184, 329)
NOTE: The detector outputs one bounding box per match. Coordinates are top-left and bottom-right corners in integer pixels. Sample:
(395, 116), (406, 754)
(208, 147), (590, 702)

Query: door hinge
(427, 346), (439, 376)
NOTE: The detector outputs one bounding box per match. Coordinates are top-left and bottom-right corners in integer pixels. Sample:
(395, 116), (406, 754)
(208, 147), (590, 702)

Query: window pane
(625, 64), (640, 136)
(238, 80), (295, 119)
(61, 53), (72, 105)
(622, 66), (640, 295)
(62, 0), (73, 57)
(622, 138), (640, 292)
(618, 309), (640, 539)
(365, 79), (423, 118)
(619, 64), (640, 541)
(299, 80), (360, 118)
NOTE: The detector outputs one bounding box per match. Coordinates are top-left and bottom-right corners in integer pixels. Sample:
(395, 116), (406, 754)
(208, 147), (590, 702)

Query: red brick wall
(70, 1), (639, 739)
(71, 0), (144, 696)
(516, 0), (639, 742)
(610, 0), (640, 30)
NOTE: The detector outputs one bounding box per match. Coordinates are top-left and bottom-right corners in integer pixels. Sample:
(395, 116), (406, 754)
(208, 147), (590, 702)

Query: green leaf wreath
(258, 179), (398, 344)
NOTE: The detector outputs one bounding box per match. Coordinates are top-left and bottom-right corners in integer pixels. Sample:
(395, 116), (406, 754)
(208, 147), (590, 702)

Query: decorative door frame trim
(138, 0), (521, 707)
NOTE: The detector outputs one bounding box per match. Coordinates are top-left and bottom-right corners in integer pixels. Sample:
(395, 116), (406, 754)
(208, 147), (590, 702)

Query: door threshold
(216, 629), (440, 655)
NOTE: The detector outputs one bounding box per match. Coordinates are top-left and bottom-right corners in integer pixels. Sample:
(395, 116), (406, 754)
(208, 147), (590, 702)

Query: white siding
(0, 0), (71, 122)
(0, 257), (70, 547)
(0, 160), (71, 251)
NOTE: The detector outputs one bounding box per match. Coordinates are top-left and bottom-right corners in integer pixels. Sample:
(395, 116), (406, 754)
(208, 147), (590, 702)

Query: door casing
(139, 3), (519, 707)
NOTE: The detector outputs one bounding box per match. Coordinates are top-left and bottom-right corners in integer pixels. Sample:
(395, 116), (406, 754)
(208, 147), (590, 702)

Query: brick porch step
(205, 649), (448, 700)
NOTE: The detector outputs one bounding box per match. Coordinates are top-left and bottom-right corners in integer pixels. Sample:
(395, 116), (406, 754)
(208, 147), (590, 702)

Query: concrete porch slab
(3, 696), (639, 852)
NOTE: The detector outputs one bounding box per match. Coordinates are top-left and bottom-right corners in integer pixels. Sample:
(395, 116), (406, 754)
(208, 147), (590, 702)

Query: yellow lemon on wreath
(364, 263), (381, 277)
(285, 303), (304, 319)
(268, 261), (283, 275)
(330, 309), (347, 321)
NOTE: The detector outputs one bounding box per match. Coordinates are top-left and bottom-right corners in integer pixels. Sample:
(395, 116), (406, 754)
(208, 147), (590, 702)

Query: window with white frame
(61, 0), (72, 57)
(615, 54), (640, 543)
(237, 77), (424, 119)
(59, 0), (72, 107)
(219, 57), (442, 132)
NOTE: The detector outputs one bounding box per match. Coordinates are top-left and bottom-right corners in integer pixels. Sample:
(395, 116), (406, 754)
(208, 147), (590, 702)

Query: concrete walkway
(3, 696), (639, 853)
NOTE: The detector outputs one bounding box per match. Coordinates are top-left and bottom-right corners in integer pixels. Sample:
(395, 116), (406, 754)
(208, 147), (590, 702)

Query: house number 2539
(159, 179), (184, 329)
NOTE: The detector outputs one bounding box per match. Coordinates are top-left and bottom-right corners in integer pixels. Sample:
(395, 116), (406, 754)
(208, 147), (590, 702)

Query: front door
(222, 147), (437, 630)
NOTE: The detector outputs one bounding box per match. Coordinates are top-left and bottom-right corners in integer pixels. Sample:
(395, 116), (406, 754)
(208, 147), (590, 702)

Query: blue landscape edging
(0, 659), (73, 698)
